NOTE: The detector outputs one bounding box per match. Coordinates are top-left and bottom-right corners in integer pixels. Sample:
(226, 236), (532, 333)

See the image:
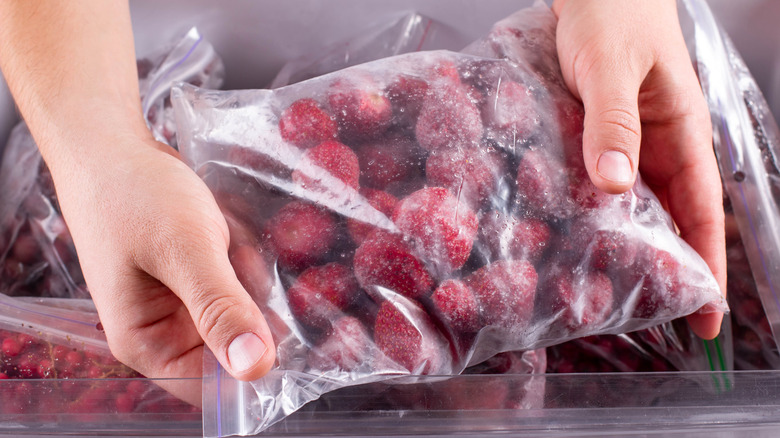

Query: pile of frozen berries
(215, 48), (717, 376)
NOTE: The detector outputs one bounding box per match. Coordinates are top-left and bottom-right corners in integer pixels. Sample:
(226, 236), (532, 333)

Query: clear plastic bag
(270, 11), (465, 88)
(685, 0), (780, 366)
(177, 4), (726, 435)
(547, 317), (732, 375)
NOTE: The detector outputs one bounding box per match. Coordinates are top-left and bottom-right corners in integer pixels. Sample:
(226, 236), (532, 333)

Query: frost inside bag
(685, 0), (780, 364)
(175, 4), (726, 435)
(0, 28), (223, 299)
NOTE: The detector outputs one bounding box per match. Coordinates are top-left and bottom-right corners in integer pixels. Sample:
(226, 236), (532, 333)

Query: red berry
(307, 316), (373, 372)
(0, 373), (8, 379)
(2, 337), (21, 357)
(287, 262), (361, 330)
(515, 148), (571, 219)
(266, 201), (338, 271)
(425, 145), (507, 208)
(115, 393), (136, 413)
(292, 140), (360, 191)
(279, 98), (338, 149)
(373, 297), (449, 374)
(483, 80), (537, 137)
(346, 188), (399, 246)
(328, 76), (393, 141)
(477, 211), (551, 265)
(631, 249), (693, 319)
(392, 187), (478, 275)
(353, 230), (434, 300)
(357, 136), (421, 191)
(466, 260), (537, 330)
(430, 279), (480, 334)
(539, 265), (614, 333)
(11, 233), (40, 265)
(385, 74), (430, 124)
(415, 81), (483, 151)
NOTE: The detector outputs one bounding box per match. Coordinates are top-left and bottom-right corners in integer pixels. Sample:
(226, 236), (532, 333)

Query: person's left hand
(552, 0), (726, 339)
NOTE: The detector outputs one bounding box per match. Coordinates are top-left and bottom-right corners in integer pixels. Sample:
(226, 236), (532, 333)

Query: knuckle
(596, 106), (641, 146)
(189, 293), (244, 345)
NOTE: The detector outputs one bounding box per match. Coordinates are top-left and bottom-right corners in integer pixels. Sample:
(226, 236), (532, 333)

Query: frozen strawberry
(346, 189), (399, 245)
(353, 231), (434, 299)
(415, 81), (483, 151)
(483, 80), (537, 138)
(430, 279), (480, 334)
(428, 59), (462, 84)
(307, 316), (373, 372)
(586, 228), (640, 272)
(279, 98), (338, 149)
(477, 211), (551, 265)
(538, 265), (614, 332)
(374, 297), (449, 374)
(266, 201), (338, 271)
(515, 148), (570, 219)
(357, 136), (421, 191)
(554, 96), (585, 157)
(287, 263), (361, 330)
(392, 187), (478, 275)
(227, 145), (290, 178)
(466, 260), (537, 330)
(631, 248), (693, 319)
(385, 74), (430, 124)
(328, 77), (393, 141)
(425, 145), (508, 208)
(292, 140), (360, 191)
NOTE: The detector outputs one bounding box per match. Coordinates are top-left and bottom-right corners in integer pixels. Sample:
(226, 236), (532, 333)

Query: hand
(552, 0), (726, 339)
(51, 132), (277, 404)
(0, 1), (276, 405)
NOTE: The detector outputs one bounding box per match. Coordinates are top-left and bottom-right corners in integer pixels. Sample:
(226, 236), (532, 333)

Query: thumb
(144, 232), (277, 381)
(575, 62), (643, 195)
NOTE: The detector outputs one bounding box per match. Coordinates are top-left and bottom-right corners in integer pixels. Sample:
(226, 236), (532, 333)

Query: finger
(137, 225), (277, 382)
(577, 59), (644, 194)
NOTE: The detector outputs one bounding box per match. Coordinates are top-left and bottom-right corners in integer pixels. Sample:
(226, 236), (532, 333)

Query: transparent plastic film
(685, 0), (780, 363)
(176, 3), (726, 436)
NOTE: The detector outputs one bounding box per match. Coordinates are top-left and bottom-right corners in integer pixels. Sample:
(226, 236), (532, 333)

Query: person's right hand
(0, 1), (277, 405)
(54, 128), (277, 405)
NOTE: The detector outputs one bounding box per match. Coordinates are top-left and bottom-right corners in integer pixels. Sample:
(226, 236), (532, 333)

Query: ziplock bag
(176, 2), (726, 435)
(270, 11), (464, 88)
(724, 194), (780, 369)
(547, 316), (732, 374)
(685, 0), (780, 365)
(0, 294), (202, 417)
(0, 28), (223, 299)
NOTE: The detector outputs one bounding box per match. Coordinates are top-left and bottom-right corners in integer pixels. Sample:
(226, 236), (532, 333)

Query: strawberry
(307, 316), (373, 372)
(538, 265), (614, 333)
(467, 260), (537, 331)
(425, 145), (508, 208)
(476, 211), (551, 265)
(346, 188), (399, 246)
(328, 76), (393, 141)
(357, 136), (422, 191)
(415, 80), (483, 152)
(287, 262), (361, 330)
(279, 98), (338, 149)
(373, 297), (449, 374)
(430, 279), (481, 334)
(385, 74), (430, 125)
(292, 140), (360, 191)
(483, 80), (537, 138)
(392, 187), (478, 275)
(266, 201), (338, 271)
(353, 230), (434, 300)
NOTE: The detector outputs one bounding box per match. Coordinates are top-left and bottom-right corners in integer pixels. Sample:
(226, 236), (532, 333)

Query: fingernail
(227, 332), (266, 374)
(597, 150), (632, 184)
